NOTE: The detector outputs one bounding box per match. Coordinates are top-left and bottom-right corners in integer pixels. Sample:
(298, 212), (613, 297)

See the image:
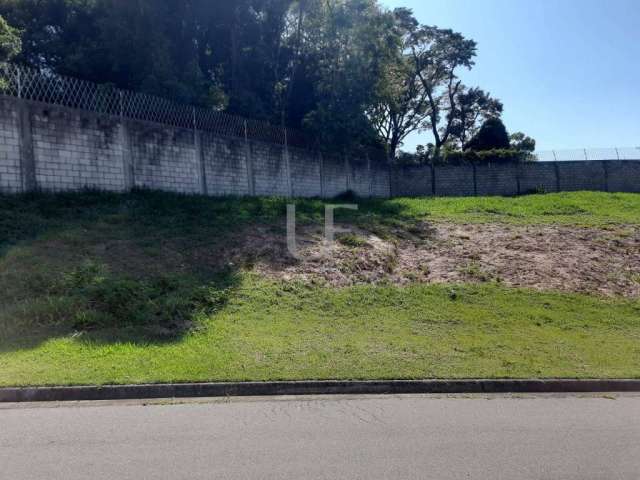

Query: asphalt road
(1, 394), (639, 479)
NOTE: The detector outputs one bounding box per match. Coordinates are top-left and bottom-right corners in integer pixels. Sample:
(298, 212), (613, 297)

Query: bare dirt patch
(36, 222), (639, 298)
(229, 223), (640, 297)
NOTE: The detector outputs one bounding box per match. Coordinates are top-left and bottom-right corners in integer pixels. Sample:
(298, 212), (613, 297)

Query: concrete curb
(1, 379), (640, 403)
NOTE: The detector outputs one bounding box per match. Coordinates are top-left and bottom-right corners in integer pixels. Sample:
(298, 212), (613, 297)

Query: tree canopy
(465, 117), (510, 151)
(0, 14), (20, 62)
(0, 1), (533, 159)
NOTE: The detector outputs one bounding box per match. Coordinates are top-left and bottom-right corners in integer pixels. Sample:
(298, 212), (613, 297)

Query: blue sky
(380, 0), (640, 152)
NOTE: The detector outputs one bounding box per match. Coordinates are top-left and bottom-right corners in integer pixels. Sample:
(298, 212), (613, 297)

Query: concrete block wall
(129, 123), (201, 194)
(0, 97), (22, 193)
(556, 161), (607, 192)
(518, 162), (559, 194)
(391, 160), (640, 198)
(371, 163), (391, 198)
(475, 163), (519, 196)
(31, 105), (125, 192)
(347, 157), (371, 198)
(607, 161), (640, 193)
(0, 97), (389, 199)
(203, 135), (250, 196)
(252, 142), (290, 197)
(435, 165), (475, 196)
(391, 165), (433, 197)
(321, 154), (349, 198)
(3, 96), (640, 199)
(289, 146), (322, 198)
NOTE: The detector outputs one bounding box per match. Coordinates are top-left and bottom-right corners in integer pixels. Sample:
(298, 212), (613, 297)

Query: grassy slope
(2, 279), (640, 386)
(1, 190), (639, 386)
(387, 192), (640, 225)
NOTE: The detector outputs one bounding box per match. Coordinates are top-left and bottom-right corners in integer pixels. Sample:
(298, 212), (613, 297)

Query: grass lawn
(1, 190), (639, 386)
(2, 279), (639, 387)
(386, 191), (640, 226)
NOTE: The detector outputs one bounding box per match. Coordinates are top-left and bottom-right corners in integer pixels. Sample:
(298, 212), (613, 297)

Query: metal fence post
(318, 149), (325, 198)
(584, 149), (588, 161)
(119, 91), (134, 191)
(16, 67), (21, 99)
(17, 100), (36, 192)
(284, 128), (293, 198)
(344, 152), (351, 193)
(615, 148), (620, 161)
(366, 152), (373, 198)
(193, 106), (207, 195)
(244, 120), (255, 196)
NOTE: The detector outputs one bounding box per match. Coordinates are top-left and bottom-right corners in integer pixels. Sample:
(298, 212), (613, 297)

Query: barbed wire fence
(0, 62), (314, 149)
(534, 148), (640, 162)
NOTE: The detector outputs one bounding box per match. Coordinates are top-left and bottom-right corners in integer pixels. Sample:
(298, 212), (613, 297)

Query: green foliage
(450, 87), (503, 147)
(367, 7), (430, 159)
(1, 255), (237, 336)
(0, 1), (524, 158)
(0, 0), (392, 147)
(62, 267), (233, 331)
(337, 233), (369, 248)
(297, 0), (396, 151)
(510, 132), (536, 153)
(441, 149), (536, 165)
(0, 14), (20, 62)
(395, 146), (536, 166)
(465, 117), (511, 151)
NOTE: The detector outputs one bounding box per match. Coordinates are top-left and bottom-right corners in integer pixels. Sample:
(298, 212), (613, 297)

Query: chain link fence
(0, 62), (314, 149)
(534, 148), (640, 162)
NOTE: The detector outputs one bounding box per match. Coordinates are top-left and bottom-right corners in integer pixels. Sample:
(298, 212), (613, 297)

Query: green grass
(384, 191), (640, 226)
(337, 233), (370, 248)
(1, 189), (639, 386)
(1, 278), (639, 387)
(2, 190), (639, 254)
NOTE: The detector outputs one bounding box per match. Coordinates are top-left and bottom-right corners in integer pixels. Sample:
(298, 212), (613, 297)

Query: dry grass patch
(239, 223), (640, 297)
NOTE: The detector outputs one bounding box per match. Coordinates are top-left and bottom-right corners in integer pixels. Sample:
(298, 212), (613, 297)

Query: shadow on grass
(0, 189), (422, 353)
(0, 267), (243, 353)
(0, 188), (422, 255)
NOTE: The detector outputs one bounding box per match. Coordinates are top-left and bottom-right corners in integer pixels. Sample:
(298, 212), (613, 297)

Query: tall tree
(293, 0), (394, 151)
(0, 1), (522, 160)
(410, 25), (476, 156)
(368, 10), (503, 159)
(449, 87), (503, 147)
(368, 8), (430, 160)
(510, 132), (536, 152)
(465, 117), (510, 151)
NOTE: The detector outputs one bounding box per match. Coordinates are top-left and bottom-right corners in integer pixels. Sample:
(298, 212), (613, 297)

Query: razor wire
(0, 62), (314, 148)
(534, 148), (640, 162)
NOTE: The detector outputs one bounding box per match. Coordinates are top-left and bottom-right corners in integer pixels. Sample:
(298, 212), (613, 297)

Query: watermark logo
(287, 204), (358, 260)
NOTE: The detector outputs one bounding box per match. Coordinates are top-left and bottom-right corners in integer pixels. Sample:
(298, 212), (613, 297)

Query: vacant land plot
(1, 191), (639, 386)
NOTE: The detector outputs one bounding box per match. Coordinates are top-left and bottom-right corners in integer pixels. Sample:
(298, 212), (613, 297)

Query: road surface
(1, 394), (639, 479)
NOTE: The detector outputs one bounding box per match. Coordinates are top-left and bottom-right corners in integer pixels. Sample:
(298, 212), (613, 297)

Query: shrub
(465, 118), (511, 151)
(333, 190), (360, 202)
(440, 149), (536, 165)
